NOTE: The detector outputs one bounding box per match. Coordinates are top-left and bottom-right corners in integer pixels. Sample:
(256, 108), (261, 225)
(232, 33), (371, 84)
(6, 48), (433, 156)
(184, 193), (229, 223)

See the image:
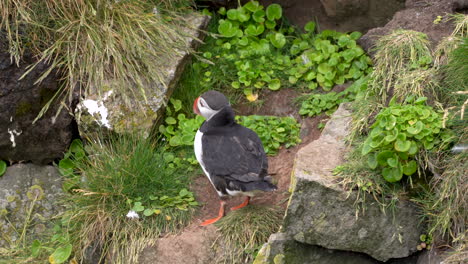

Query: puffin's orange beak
(193, 97), (201, 115)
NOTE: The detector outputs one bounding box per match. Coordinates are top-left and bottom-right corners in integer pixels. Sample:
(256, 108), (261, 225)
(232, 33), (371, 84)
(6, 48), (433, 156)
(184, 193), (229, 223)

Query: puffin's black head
(193, 90), (230, 119)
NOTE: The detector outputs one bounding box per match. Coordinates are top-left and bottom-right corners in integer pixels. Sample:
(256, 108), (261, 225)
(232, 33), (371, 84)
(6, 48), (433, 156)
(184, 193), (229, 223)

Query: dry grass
(0, 0), (196, 120)
(369, 30), (432, 104)
(213, 205), (283, 264)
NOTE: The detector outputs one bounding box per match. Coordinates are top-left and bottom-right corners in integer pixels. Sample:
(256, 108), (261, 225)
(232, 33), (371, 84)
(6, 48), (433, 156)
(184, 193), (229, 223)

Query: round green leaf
(367, 153), (378, 169)
(218, 7), (226, 15)
(132, 202), (145, 212)
(403, 160), (418, 176)
(304, 21), (316, 32)
(377, 150), (394, 166)
(308, 82), (318, 90)
(270, 33), (286, 48)
(350, 31), (362, 40)
(361, 139), (372, 155)
(58, 158), (74, 176)
(305, 71), (316, 81)
(265, 20), (276, 29)
(253, 10), (265, 22)
(143, 208), (154, 216)
(49, 244), (72, 264)
(266, 4), (282, 21)
(268, 79), (281, 90)
(407, 121), (424, 135)
(165, 117), (177, 125)
(69, 139), (84, 155)
(169, 136), (181, 146)
(408, 141), (418, 155)
(245, 24), (265, 36)
(0, 160), (7, 177)
(387, 157), (399, 168)
(395, 139), (411, 152)
(244, 1), (261, 12)
(227, 9), (239, 20)
(370, 135), (384, 148)
(218, 21), (238, 38)
(382, 167), (403, 183)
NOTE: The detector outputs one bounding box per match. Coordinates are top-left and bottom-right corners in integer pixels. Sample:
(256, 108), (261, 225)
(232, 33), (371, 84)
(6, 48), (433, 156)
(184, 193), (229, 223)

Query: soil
(139, 88), (325, 264)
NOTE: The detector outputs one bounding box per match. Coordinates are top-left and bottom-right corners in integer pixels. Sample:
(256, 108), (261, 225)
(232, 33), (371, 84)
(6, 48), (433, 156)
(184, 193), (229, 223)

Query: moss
(39, 87), (56, 108)
(6, 195), (16, 203)
(273, 254), (285, 264)
(15, 101), (32, 117)
(253, 244), (270, 264)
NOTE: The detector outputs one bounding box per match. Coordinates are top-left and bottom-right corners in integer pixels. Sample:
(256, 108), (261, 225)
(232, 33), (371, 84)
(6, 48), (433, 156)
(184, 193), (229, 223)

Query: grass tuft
(0, 0), (195, 120)
(369, 30), (432, 104)
(213, 205), (282, 264)
(65, 135), (197, 263)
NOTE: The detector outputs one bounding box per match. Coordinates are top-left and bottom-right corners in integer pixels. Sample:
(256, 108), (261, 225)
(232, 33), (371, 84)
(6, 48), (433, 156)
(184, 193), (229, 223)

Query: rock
(416, 250), (443, 264)
(254, 232), (379, 264)
(0, 37), (77, 164)
(358, 0), (460, 54)
(75, 13), (210, 139)
(283, 103), (424, 262)
(319, 0), (369, 18)
(0, 164), (64, 248)
(260, 0), (404, 34)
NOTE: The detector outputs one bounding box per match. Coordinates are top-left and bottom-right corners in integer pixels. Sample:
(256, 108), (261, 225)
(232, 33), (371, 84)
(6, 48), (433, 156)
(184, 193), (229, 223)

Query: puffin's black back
(200, 107), (275, 194)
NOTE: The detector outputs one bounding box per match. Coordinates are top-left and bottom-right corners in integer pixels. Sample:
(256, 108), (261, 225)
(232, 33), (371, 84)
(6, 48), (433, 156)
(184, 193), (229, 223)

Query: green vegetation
(62, 136), (198, 263)
(298, 76), (367, 117)
(214, 205), (283, 263)
(342, 15), (468, 261)
(194, 1), (371, 101)
(0, 0), (194, 120)
(362, 96), (452, 182)
(159, 99), (205, 147)
(0, 160), (6, 177)
(236, 115), (301, 155)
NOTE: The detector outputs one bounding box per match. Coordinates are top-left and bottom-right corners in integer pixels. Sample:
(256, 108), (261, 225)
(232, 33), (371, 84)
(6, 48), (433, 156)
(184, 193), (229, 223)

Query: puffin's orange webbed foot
(200, 200), (226, 226)
(230, 196), (250, 211)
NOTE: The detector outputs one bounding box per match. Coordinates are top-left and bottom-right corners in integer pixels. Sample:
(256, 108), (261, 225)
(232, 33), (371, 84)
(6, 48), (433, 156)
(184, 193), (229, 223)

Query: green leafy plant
(195, 1), (371, 101)
(361, 97), (452, 182)
(0, 160), (6, 177)
(288, 30), (372, 91)
(299, 76), (368, 117)
(29, 221), (73, 264)
(236, 115), (301, 155)
(159, 99), (204, 147)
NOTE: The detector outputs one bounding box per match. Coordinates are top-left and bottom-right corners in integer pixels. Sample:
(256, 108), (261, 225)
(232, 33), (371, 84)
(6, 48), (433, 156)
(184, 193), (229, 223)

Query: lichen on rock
(0, 164), (64, 248)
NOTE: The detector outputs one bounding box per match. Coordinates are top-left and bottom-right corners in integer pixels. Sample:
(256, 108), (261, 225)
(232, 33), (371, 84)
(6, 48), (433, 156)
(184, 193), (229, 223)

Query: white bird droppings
(7, 128), (22, 148)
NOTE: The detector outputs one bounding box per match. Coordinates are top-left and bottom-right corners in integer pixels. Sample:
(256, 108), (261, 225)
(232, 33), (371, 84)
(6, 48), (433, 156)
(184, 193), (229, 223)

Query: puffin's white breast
(194, 130), (223, 196)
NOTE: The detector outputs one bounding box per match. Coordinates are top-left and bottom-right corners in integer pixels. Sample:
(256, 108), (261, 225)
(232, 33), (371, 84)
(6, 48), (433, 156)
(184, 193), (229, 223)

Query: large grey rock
(75, 13), (210, 139)
(254, 233), (378, 264)
(0, 36), (76, 164)
(0, 164), (64, 248)
(283, 103), (424, 262)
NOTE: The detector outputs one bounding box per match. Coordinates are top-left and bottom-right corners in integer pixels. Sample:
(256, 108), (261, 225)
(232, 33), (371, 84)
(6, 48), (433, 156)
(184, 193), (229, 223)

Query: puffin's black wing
(201, 124), (269, 183)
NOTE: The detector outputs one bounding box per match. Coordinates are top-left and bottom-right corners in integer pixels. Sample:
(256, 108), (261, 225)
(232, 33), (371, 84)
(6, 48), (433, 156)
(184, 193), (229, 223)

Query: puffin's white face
(193, 97), (219, 120)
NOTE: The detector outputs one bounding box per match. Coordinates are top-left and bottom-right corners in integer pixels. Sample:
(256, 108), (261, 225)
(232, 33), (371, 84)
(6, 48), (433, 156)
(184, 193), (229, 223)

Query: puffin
(193, 90), (277, 226)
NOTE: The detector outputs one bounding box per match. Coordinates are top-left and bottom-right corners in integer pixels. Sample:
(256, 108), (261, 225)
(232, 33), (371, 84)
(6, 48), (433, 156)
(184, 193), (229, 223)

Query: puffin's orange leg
(230, 196), (250, 211)
(200, 200), (226, 226)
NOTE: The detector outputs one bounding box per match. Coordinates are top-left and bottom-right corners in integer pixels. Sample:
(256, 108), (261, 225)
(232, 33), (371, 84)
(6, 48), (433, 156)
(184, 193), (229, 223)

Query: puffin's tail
(244, 176), (277, 192)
